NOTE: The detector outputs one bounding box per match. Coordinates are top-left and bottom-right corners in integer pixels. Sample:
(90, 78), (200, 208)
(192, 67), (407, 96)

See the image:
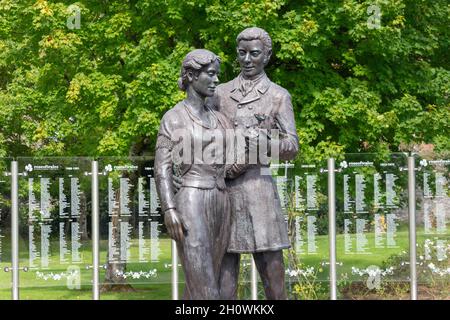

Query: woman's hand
(164, 208), (188, 242)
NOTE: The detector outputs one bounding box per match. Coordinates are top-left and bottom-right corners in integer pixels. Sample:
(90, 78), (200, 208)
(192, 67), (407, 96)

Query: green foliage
(0, 0), (448, 158)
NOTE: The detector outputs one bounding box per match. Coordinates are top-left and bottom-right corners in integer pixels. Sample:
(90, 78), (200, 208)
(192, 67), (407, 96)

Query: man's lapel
(230, 87), (243, 103)
(229, 74), (271, 105)
(256, 75), (271, 95)
(239, 90), (260, 105)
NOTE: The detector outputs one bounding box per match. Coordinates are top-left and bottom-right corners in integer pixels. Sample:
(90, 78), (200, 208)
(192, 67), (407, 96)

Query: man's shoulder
(216, 75), (291, 99)
(266, 80), (291, 99)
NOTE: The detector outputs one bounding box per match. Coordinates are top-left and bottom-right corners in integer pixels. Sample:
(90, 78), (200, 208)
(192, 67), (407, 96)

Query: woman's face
(190, 61), (220, 97)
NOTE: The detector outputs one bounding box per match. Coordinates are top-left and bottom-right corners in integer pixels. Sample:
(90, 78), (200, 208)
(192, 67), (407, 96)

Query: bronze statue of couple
(155, 27), (298, 300)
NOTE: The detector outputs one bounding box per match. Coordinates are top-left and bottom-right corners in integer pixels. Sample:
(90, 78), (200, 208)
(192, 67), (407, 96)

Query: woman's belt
(181, 175), (226, 190)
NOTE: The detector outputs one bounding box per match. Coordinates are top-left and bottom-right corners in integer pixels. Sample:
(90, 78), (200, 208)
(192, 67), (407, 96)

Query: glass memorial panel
(261, 161), (330, 300)
(98, 157), (172, 300)
(285, 160), (330, 300)
(336, 153), (410, 299)
(0, 158), (12, 299)
(246, 161), (329, 300)
(17, 157), (93, 299)
(415, 155), (450, 300)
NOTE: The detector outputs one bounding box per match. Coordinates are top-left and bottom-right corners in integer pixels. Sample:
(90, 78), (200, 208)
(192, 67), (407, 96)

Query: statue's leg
(253, 250), (287, 300)
(219, 252), (240, 299)
(177, 224), (220, 299)
(176, 188), (220, 299)
(176, 242), (191, 300)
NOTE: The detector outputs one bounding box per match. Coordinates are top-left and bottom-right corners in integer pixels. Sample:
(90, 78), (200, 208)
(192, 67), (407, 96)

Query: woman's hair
(178, 49), (221, 91)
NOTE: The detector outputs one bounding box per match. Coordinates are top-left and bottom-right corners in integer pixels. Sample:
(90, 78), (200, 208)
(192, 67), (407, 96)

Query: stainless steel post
(327, 158), (337, 300)
(408, 156), (417, 300)
(91, 160), (100, 300)
(251, 256), (258, 300)
(172, 240), (178, 300)
(11, 161), (19, 300)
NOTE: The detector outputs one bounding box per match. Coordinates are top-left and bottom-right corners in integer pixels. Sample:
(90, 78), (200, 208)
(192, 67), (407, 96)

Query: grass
(0, 238), (179, 300)
(0, 229), (448, 300)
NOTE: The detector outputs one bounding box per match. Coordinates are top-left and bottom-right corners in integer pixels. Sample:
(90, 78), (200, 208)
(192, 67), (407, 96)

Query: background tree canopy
(0, 0), (448, 160)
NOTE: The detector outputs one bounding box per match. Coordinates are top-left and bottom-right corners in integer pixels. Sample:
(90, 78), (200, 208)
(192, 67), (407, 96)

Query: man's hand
(164, 208), (187, 242)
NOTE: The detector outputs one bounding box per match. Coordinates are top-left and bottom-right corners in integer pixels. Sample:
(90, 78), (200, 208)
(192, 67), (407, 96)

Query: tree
(0, 0), (448, 160)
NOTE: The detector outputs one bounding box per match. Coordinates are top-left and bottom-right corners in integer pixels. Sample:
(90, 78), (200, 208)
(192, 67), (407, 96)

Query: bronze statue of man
(214, 27), (299, 299)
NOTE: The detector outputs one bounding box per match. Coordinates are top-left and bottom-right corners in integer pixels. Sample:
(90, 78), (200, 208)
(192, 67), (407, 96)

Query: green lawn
(0, 238), (180, 300)
(0, 230), (448, 300)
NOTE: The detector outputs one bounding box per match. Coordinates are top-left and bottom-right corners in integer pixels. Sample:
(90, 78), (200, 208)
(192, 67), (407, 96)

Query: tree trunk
(100, 187), (135, 292)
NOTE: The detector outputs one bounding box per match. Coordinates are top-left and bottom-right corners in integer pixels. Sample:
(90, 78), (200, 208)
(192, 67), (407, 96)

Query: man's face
(237, 39), (270, 79)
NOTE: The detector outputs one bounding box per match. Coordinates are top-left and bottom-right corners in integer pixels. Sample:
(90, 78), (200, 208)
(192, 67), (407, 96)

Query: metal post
(11, 161), (19, 300)
(327, 158), (337, 300)
(250, 256), (258, 300)
(171, 240), (178, 300)
(91, 161), (100, 300)
(408, 156), (417, 300)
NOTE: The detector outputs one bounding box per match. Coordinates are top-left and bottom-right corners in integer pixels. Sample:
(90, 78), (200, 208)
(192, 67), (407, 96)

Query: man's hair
(236, 27), (272, 53)
(178, 49), (221, 91)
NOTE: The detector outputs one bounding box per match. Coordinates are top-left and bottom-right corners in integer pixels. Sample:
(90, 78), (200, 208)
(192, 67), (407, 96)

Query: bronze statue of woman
(154, 49), (233, 299)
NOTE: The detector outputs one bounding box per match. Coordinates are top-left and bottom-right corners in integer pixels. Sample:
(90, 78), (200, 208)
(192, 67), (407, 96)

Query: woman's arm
(154, 114), (187, 241)
(154, 133), (177, 212)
